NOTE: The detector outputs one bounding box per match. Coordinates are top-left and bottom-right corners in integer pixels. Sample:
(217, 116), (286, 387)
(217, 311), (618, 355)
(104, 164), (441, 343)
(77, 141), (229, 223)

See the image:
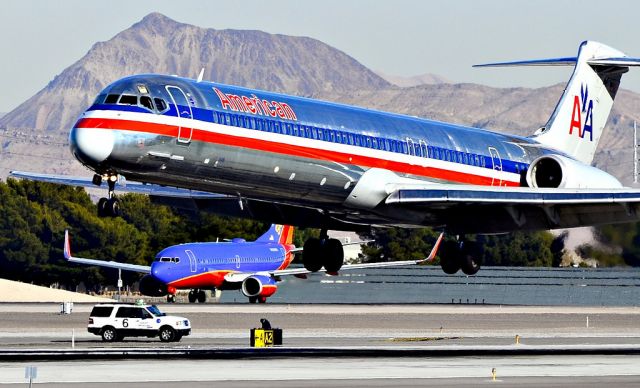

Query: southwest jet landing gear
(302, 230), (344, 273)
(95, 174), (120, 217)
(188, 289), (207, 303)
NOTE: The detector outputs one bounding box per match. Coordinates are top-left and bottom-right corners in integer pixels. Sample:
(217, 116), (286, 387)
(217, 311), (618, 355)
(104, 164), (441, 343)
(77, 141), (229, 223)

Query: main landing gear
(248, 296), (267, 304)
(94, 173), (120, 218)
(188, 289), (207, 303)
(439, 238), (481, 276)
(302, 230), (344, 273)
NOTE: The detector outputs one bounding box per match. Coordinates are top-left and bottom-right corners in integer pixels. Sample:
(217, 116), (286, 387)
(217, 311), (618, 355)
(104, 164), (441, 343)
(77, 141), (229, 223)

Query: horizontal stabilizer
(473, 57), (577, 67)
(474, 56), (640, 68)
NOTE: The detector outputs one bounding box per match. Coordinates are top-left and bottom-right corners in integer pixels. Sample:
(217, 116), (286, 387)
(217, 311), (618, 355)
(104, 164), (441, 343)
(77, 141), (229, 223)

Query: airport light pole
(117, 269), (122, 301)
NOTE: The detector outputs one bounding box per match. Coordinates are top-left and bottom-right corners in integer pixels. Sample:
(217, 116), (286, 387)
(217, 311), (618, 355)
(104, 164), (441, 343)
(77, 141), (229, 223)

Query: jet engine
(241, 275), (278, 298)
(138, 274), (168, 297)
(525, 154), (622, 189)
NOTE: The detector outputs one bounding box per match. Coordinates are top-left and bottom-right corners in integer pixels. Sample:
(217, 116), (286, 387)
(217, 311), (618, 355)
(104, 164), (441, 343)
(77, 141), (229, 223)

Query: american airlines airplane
(64, 225), (443, 303)
(12, 41), (640, 277)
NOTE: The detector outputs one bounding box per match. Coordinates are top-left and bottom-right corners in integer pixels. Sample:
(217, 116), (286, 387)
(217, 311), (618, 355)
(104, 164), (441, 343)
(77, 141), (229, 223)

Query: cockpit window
(105, 94), (119, 104)
(119, 95), (138, 105)
(140, 96), (154, 111)
(154, 98), (168, 112)
(158, 256), (180, 263)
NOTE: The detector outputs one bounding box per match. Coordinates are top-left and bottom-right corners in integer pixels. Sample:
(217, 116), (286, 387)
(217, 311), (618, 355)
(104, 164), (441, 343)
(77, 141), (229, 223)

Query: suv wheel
(101, 326), (118, 342)
(159, 326), (176, 342)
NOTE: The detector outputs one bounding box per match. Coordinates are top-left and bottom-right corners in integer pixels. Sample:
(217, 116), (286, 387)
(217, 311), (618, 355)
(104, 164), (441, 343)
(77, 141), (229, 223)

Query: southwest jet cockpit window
(158, 257), (180, 263)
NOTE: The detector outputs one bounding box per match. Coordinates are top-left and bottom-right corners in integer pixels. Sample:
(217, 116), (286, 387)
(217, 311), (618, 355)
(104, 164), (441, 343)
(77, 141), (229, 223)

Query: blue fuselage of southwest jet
(69, 74), (558, 228)
(150, 238), (294, 295)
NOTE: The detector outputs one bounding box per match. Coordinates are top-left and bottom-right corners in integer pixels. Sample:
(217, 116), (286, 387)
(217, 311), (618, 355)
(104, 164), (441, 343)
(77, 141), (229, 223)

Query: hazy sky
(1, 0), (640, 113)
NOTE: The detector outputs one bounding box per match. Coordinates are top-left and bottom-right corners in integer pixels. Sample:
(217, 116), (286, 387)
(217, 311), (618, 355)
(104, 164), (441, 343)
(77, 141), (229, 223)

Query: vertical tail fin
(255, 224), (295, 244)
(476, 41), (640, 165)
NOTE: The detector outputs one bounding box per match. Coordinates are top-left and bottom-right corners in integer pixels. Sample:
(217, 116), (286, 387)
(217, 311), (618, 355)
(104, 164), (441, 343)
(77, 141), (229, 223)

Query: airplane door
(488, 147), (503, 186)
(185, 250), (197, 273)
(235, 255), (241, 269)
(166, 85), (193, 144)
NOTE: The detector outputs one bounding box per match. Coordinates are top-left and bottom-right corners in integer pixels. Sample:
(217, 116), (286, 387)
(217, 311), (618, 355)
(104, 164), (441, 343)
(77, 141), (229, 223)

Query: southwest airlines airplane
(12, 41), (640, 278)
(64, 225), (443, 303)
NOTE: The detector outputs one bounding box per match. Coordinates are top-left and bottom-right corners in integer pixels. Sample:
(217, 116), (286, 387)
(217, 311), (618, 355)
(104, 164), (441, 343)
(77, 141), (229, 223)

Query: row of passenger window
(96, 93), (169, 113)
(199, 257), (281, 265)
(213, 111), (489, 168)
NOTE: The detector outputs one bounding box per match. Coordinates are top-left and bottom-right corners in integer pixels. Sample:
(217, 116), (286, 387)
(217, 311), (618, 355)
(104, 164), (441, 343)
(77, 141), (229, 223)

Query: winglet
(423, 232), (444, 263)
(64, 229), (72, 260)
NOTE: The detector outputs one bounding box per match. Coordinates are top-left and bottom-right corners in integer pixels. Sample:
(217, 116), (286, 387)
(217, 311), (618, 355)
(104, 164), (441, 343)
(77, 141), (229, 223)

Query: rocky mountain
(1, 12), (640, 185)
(375, 71), (450, 87)
(0, 12), (389, 133)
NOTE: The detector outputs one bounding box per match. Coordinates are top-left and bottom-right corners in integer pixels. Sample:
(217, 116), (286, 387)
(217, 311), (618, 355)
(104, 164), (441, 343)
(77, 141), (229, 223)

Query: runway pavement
(1, 303), (640, 386)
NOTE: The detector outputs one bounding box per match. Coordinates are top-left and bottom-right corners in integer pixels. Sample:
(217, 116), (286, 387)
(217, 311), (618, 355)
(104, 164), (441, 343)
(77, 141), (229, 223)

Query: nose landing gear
(94, 173), (121, 218)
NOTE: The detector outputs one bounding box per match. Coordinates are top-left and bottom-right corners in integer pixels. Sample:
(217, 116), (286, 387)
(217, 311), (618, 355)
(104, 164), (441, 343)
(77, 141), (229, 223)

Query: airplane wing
(271, 232), (444, 277)
(383, 183), (640, 234)
(9, 171), (226, 199)
(64, 230), (150, 273)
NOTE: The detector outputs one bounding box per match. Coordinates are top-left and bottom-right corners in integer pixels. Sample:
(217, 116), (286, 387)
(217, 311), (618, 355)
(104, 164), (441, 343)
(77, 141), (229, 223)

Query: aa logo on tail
(569, 83), (594, 141)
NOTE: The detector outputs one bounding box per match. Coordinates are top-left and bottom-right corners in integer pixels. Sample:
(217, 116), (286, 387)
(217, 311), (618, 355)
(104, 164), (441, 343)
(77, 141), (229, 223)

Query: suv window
(90, 306), (113, 317)
(116, 307), (144, 318)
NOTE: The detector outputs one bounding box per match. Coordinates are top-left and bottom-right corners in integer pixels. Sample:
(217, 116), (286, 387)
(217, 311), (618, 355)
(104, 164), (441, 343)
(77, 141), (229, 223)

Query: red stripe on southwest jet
(75, 117), (518, 187)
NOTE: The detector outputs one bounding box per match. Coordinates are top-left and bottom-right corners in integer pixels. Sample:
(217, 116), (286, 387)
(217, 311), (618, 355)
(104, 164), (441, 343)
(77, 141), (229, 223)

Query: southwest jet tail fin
(475, 41), (640, 165)
(255, 224), (294, 244)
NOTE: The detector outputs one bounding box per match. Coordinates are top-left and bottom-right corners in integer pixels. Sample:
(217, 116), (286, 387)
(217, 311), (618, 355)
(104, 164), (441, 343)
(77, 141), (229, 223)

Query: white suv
(88, 303), (191, 342)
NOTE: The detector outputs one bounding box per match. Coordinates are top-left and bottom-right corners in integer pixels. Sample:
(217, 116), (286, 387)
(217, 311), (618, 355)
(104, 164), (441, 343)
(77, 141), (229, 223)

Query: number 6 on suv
(88, 302), (191, 342)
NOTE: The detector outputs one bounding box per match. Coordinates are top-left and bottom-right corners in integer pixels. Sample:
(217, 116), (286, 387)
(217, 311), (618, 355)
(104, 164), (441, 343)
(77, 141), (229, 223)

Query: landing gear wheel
(101, 326), (118, 342)
(248, 296), (258, 304)
(188, 290), (196, 303)
(460, 255), (481, 275)
(105, 197), (120, 217)
(197, 290), (206, 303)
(303, 238), (323, 272)
(258, 296), (267, 304)
(440, 240), (461, 275)
(97, 197), (108, 217)
(159, 326), (176, 342)
(459, 241), (481, 275)
(323, 238), (344, 273)
(166, 294), (176, 303)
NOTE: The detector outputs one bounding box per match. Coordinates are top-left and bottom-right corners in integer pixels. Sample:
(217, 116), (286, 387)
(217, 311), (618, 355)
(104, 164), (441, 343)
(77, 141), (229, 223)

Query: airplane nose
(69, 126), (114, 166)
(151, 262), (167, 282)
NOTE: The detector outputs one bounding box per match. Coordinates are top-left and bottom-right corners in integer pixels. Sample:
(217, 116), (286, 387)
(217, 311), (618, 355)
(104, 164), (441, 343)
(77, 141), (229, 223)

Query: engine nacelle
(526, 154), (622, 189)
(138, 274), (168, 297)
(241, 275), (278, 298)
